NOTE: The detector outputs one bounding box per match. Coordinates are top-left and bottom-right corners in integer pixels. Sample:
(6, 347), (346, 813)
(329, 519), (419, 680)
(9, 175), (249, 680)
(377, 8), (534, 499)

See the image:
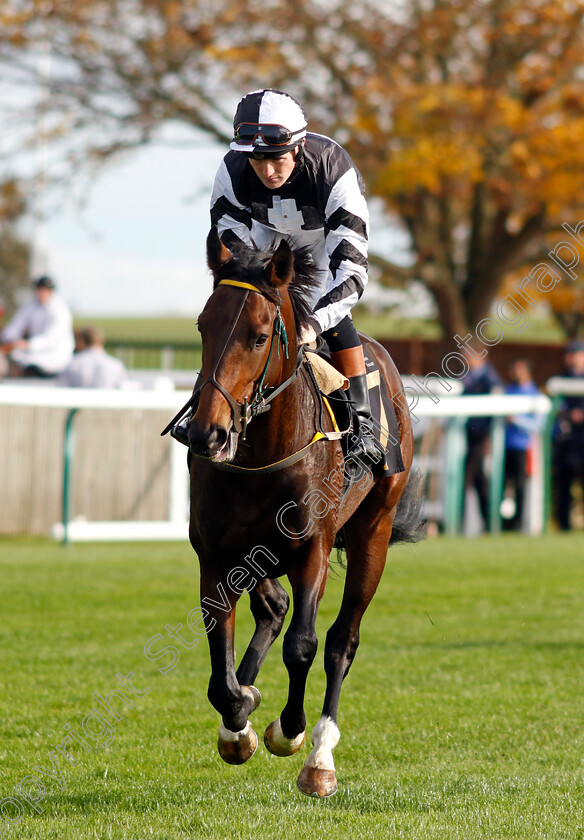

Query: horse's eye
(255, 334), (269, 348)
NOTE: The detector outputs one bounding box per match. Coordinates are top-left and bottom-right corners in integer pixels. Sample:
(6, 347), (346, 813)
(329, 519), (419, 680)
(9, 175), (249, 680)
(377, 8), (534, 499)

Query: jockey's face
(248, 149), (298, 189)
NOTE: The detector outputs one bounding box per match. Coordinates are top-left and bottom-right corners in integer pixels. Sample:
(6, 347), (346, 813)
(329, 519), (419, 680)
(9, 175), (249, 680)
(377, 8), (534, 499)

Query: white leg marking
(218, 720), (252, 743)
(270, 718), (305, 752)
(304, 715), (340, 771)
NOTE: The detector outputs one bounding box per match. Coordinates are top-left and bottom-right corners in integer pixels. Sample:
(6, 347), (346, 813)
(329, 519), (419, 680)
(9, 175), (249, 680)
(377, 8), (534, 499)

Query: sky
(34, 134), (226, 317)
(30, 127), (420, 319)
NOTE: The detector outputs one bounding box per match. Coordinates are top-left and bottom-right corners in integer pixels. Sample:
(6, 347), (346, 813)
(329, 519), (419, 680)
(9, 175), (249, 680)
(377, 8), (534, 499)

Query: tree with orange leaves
(0, 178), (31, 320)
(1, 0), (584, 337)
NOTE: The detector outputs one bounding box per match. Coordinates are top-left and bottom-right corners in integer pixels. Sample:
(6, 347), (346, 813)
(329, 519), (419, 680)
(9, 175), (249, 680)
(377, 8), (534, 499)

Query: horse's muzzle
(188, 423), (230, 460)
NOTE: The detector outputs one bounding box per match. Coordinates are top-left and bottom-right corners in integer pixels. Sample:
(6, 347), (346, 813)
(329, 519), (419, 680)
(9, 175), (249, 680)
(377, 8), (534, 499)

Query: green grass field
(82, 308), (567, 374)
(81, 307), (567, 347)
(1, 534), (583, 839)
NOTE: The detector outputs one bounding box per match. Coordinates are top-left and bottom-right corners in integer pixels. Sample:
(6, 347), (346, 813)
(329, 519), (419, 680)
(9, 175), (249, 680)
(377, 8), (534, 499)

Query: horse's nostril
(207, 426), (228, 450)
(188, 424), (228, 455)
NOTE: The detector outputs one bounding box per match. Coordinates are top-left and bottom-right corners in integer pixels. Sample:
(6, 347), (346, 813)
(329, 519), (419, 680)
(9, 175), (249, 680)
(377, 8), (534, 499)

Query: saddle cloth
(305, 349), (405, 477)
(304, 351), (348, 394)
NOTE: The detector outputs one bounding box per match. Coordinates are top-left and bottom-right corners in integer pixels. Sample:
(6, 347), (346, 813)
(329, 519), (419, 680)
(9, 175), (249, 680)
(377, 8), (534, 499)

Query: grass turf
(1, 534), (583, 839)
(82, 310), (568, 346)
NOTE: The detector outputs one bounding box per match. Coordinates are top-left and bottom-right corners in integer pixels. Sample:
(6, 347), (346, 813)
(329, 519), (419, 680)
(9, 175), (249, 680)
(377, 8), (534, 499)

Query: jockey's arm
(311, 165), (369, 335)
(210, 158), (256, 253)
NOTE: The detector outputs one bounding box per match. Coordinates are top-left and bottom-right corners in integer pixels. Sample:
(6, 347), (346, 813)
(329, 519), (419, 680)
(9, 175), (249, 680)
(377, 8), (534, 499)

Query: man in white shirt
(58, 325), (127, 389)
(0, 276), (75, 378)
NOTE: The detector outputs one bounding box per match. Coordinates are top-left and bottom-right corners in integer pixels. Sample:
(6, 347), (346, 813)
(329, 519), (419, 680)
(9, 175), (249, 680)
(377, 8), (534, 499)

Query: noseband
(197, 279), (295, 439)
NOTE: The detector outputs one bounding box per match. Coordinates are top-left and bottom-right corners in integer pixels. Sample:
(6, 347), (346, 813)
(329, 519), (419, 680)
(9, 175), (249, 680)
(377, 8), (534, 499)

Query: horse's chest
(191, 482), (283, 551)
(189, 468), (330, 560)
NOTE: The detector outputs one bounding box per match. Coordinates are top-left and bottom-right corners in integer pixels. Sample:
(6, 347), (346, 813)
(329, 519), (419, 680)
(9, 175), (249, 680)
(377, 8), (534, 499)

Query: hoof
(297, 765), (338, 797)
(264, 719), (305, 757)
(218, 721), (258, 765)
(241, 684), (261, 712)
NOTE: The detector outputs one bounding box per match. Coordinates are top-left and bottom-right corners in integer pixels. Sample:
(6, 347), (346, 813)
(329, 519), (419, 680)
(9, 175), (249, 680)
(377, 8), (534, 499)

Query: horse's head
(188, 228), (302, 461)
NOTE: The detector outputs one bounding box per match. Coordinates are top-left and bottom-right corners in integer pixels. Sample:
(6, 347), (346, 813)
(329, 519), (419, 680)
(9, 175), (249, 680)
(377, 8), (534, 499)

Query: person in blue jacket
(502, 359), (541, 531)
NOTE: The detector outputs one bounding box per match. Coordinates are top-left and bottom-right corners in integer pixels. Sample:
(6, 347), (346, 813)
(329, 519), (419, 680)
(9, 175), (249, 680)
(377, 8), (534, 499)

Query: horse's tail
(389, 467), (427, 546)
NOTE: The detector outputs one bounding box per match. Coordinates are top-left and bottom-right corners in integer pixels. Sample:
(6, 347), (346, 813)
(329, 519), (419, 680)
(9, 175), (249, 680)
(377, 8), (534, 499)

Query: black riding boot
(346, 374), (385, 467)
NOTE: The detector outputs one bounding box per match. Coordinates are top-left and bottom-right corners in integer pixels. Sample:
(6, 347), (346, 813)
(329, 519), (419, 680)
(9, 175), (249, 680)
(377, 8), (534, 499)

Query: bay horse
(186, 228), (422, 797)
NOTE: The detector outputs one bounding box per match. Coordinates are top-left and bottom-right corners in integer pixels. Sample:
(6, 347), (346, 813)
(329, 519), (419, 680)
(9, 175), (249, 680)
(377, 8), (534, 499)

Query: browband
(218, 279), (263, 293)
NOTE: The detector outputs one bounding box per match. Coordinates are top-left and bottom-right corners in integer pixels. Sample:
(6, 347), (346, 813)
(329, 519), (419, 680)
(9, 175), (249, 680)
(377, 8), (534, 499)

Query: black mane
(211, 243), (321, 333)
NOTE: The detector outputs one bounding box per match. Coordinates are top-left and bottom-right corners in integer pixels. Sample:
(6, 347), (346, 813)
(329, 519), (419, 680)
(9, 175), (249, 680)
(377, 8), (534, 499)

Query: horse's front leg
(201, 573), (261, 765)
(264, 544), (329, 760)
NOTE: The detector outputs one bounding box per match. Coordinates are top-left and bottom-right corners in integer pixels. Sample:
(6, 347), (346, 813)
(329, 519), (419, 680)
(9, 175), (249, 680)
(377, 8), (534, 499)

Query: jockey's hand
(298, 325), (317, 346)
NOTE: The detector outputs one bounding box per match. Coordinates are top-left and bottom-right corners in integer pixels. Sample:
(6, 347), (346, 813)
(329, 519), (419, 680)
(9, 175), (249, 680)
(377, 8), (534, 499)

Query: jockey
(207, 88), (384, 467)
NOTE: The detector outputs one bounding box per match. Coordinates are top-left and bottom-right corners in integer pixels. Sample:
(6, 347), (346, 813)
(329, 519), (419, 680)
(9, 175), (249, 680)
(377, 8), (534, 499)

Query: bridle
(161, 277), (346, 473)
(195, 279), (297, 439)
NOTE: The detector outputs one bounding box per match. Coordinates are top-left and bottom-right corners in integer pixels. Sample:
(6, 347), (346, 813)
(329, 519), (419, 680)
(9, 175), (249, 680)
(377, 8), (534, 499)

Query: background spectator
(0, 275), (74, 378)
(58, 325), (127, 388)
(501, 359), (541, 531)
(461, 348), (503, 532)
(553, 340), (584, 531)
(73, 326), (90, 354)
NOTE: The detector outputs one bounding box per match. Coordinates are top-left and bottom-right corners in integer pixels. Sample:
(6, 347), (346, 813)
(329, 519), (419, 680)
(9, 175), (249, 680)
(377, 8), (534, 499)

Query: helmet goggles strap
(234, 122), (305, 147)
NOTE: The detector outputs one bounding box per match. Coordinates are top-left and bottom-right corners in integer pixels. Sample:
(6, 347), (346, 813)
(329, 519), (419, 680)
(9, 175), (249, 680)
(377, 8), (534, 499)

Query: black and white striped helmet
(231, 89), (308, 156)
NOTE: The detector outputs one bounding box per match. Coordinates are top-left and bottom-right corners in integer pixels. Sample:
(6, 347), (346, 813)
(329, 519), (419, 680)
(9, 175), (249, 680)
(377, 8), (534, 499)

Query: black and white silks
(210, 133), (369, 334)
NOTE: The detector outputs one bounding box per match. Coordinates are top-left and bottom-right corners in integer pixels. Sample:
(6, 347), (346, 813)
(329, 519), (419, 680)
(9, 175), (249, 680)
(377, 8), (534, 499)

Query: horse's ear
(268, 240), (294, 288)
(206, 227), (232, 276)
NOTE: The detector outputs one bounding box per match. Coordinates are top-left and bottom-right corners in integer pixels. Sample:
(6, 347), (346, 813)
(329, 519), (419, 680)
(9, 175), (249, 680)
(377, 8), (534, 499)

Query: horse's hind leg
(297, 479), (404, 797)
(236, 578), (289, 686)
